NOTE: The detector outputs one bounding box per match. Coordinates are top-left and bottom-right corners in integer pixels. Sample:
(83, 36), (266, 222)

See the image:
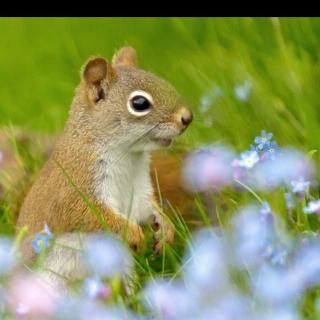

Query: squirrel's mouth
(151, 138), (173, 147)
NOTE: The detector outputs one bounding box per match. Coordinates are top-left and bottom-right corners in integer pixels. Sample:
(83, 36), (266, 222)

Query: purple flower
(183, 228), (229, 294)
(293, 242), (320, 288)
(254, 130), (273, 151)
(32, 223), (53, 254)
(303, 200), (320, 215)
(182, 145), (235, 191)
(195, 291), (253, 320)
(82, 234), (133, 278)
(238, 150), (259, 169)
(263, 244), (288, 267)
(143, 279), (196, 320)
(55, 295), (137, 320)
(252, 265), (304, 305)
(291, 177), (310, 196)
(254, 148), (315, 191)
(259, 202), (274, 226)
(82, 277), (110, 300)
(231, 205), (275, 269)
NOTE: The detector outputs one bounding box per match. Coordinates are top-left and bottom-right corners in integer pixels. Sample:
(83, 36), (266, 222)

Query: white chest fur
(93, 150), (155, 223)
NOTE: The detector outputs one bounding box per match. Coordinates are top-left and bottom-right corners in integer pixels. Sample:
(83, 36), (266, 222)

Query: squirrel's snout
(175, 107), (193, 131)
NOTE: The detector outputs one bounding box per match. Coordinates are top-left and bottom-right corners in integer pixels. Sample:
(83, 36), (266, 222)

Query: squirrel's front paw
(151, 214), (175, 255)
(122, 222), (145, 252)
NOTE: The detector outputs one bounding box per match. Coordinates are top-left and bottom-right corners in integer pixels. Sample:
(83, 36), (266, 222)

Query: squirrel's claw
(151, 214), (175, 254)
(121, 222), (145, 252)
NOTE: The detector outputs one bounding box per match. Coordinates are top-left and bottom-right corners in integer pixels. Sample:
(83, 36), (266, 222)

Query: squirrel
(16, 46), (193, 264)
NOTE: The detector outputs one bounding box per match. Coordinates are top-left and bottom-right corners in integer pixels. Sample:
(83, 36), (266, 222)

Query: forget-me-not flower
(303, 200), (320, 215)
(32, 223), (53, 254)
(291, 176), (310, 196)
(254, 130), (273, 151)
(234, 79), (252, 102)
(238, 150), (259, 169)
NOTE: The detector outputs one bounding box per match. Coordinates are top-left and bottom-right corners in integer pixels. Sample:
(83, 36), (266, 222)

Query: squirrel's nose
(175, 107), (193, 129)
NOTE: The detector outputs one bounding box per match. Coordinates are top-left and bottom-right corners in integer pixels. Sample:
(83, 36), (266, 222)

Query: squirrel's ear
(112, 47), (138, 68)
(82, 57), (115, 104)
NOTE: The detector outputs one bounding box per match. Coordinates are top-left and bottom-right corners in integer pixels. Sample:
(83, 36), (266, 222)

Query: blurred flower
(250, 144), (258, 152)
(43, 223), (53, 238)
(252, 265), (304, 306)
(55, 294), (137, 320)
(303, 200), (320, 215)
(292, 242), (320, 288)
(234, 79), (252, 102)
(285, 192), (295, 210)
(82, 234), (133, 278)
(253, 148), (315, 191)
(263, 244), (289, 267)
(260, 202), (272, 216)
(254, 130), (273, 151)
(291, 177), (310, 197)
(0, 237), (17, 276)
(183, 228), (229, 294)
(238, 150), (259, 169)
(182, 144), (235, 191)
(0, 151), (3, 167)
(261, 307), (301, 320)
(259, 202), (274, 226)
(262, 141), (280, 161)
(196, 292), (253, 320)
(199, 86), (222, 114)
(231, 205), (274, 268)
(32, 224), (53, 254)
(82, 277), (111, 300)
(143, 279), (196, 320)
(6, 273), (60, 318)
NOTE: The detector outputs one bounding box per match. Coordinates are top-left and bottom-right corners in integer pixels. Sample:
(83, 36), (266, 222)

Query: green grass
(0, 18), (320, 154)
(1, 17), (320, 318)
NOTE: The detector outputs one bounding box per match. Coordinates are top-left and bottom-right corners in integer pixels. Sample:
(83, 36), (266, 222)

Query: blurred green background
(1, 17), (320, 153)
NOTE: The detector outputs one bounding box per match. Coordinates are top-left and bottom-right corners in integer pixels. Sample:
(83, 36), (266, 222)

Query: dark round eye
(127, 90), (153, 116)
(131, 95), (151, 111)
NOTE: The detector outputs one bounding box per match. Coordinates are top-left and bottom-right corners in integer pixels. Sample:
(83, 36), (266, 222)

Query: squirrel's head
(73, 47), (193, 151)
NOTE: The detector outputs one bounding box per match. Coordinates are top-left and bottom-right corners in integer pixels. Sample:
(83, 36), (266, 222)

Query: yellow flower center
(37, 239), (44, 247)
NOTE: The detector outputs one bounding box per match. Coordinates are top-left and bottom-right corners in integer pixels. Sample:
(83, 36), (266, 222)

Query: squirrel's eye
(127, 90), (153, 117)
(131, 96), (151, 111)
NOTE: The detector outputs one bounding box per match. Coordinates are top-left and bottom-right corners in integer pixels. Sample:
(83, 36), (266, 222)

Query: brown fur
(15, 47), (193, 257)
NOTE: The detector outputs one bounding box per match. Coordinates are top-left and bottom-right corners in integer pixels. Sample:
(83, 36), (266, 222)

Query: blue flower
(143, 279), (196, 319)
(303, 200), (320, 215)
(234, 79), (252, 102)
(199, 86), (222, 114)
(0, 237), (17, 275)
(263, 141), (280, 160)
(32, 233), (51, 254)
(31, 223), (53, 254)
(82, 234), (133, 278)
(82, 277), (110, 300)
(260, 202), (272, 216)
(254, 130), (273, 151)
(291, 177), (310, 195)
(238, 150), (259, 169)
(285, 192), (295, 210)
(250, 144), (258, 152)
